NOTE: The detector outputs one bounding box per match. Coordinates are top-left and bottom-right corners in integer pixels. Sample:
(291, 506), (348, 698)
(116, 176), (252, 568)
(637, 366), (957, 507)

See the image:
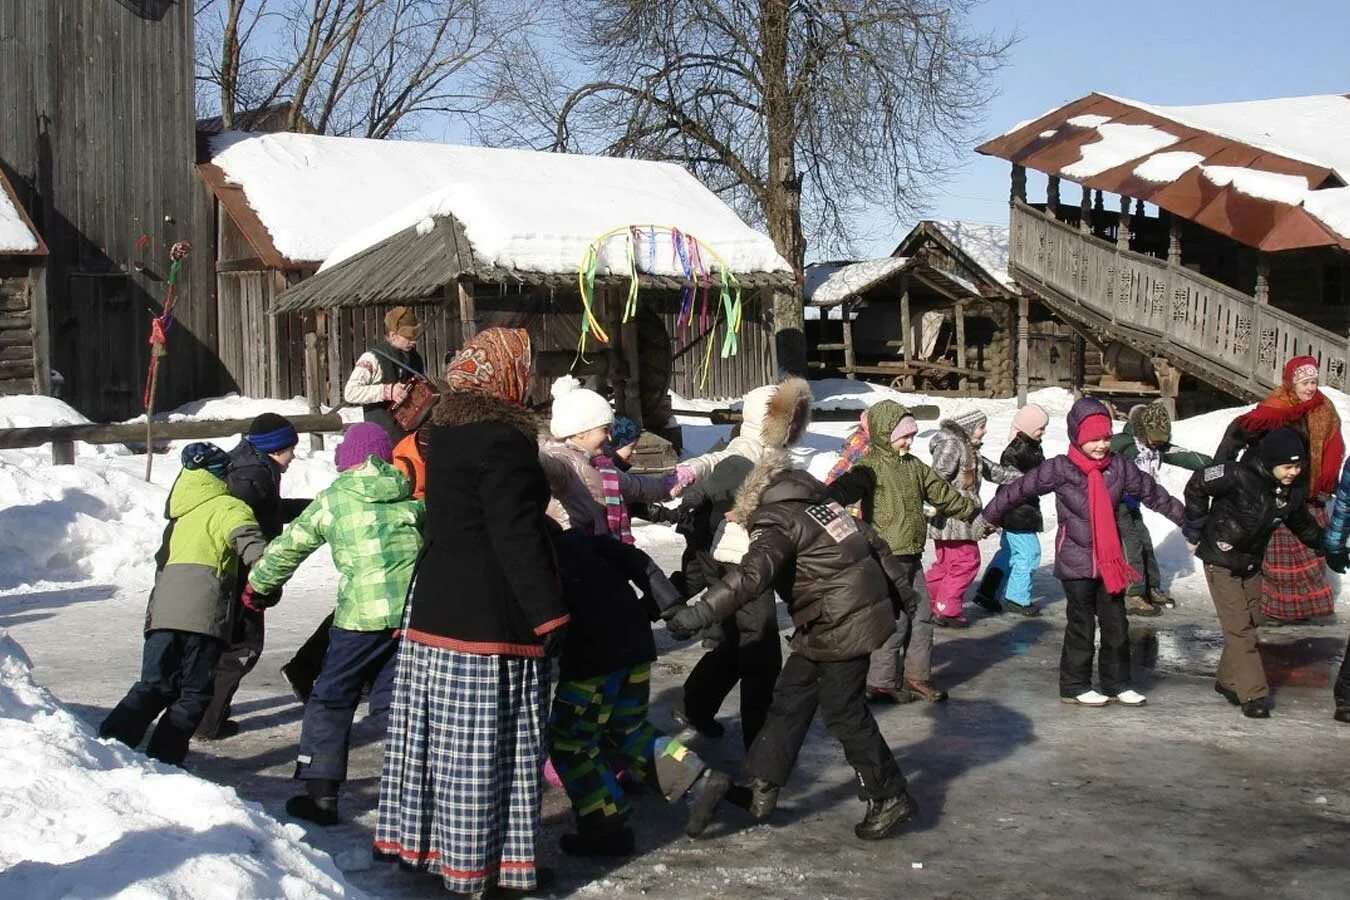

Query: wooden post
(619, 315), (642, 422)
(457, 280), (478, 343)
(1016, 294), (1030, 405)
(1011, 163), (1027, 205)
(304, 330), (323, 452)
(899, 274), (914, 390)
(1167, 216), (1182, 266)
(1255, 254), (1270, 304)
(1117, 195), (1132, 250)
(954, 301), (968, 391)
(1079, 186), (1092, 235)
(1153, 357), (1181, 419)
(30, 265), (51, 396)
(1047, 176), (1061, 219)
(1072, 334), (1086, 397)
(841, 300), (856, 379)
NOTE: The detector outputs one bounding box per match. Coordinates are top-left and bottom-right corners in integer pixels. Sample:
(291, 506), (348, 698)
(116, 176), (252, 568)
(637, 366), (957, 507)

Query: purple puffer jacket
(983, 398), (1186, 581)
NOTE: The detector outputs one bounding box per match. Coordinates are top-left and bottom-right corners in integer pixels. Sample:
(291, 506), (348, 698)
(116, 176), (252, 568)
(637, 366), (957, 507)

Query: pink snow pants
(926, 540), (983, 618)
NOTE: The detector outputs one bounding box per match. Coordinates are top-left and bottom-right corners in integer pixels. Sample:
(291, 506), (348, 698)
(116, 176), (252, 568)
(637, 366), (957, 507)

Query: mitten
(667, 600), (717, 641)
(240, 583), (277, 613)
(1327, 549), (1348, 575)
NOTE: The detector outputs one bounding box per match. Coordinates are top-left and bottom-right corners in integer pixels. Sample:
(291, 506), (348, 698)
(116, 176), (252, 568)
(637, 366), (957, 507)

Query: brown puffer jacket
(701, 451), (897, 662)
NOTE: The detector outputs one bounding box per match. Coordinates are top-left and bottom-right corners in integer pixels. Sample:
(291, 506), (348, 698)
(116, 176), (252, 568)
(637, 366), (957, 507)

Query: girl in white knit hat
(538, 376), (674, 542)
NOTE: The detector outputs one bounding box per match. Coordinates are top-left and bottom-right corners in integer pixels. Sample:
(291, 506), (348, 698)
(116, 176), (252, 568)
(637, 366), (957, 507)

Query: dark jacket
(363, 341), (427, 441)
(551, 527), (683, 680)
(997, 432), (1045, 533)
(407, 390), (567, 657)
(983, 449), (1185, 582)
(1184, 457), (1323, 575)
(702, 452), (896, 662)
(226, 439), (308, 540)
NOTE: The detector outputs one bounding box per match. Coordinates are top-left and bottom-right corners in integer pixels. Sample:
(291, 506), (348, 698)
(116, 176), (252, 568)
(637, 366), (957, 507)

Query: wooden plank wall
(0, 263), (37, 393)
(0, 1), (216, 420)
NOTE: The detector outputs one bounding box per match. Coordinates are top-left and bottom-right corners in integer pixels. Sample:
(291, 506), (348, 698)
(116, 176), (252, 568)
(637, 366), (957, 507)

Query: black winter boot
(672, 703), (725, 739)
(972, 568), (1004, 613)
(1241, 698), (1272, 719)
(1214, 683), (1240, 706)
(559, 820), (634, 857)
(854, 791), (918, 841)
(287, 779), (340, 826)
(685, 769), (732, 837)
(745, 777), (779, 819)
(1334, 706), (1350, 723)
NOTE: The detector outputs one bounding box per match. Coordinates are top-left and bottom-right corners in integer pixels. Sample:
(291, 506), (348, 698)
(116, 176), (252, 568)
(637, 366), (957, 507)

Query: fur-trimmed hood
(740, 377), (813, 449)
(430, 388), (540, 441)
(732, 448), (820, 522)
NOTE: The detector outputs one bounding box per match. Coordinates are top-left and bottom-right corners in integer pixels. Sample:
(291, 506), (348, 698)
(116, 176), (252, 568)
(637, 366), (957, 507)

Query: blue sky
(860, 0), (1350, 259)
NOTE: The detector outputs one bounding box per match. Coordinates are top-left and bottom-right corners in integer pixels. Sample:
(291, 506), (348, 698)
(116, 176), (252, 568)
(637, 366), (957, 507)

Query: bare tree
(196, 0), (542, 138)
(542, 0), (1012, 278)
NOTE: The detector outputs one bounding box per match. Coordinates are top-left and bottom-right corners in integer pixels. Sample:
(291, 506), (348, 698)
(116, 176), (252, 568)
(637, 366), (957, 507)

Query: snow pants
(197, 605), (264, 738)
(1117, 503), (1161, 598)
(681, 589), (781, 749)
(926, 540), (982, 618)
(986, 531), (1042, 606)
(549, 663), (706, 827)
(1059, 579), (1131, 698)
(1203, 564), (1268, 703)
(867, 554), (934, 687)
(100, 629), (225, 765)
(284, 611), (336, 701)
(747, 653), (906, 802)
(297, 626), (399, 783)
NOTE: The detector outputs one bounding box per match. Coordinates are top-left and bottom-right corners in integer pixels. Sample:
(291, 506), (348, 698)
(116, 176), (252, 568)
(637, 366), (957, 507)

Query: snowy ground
(2, 385), (1350, 898)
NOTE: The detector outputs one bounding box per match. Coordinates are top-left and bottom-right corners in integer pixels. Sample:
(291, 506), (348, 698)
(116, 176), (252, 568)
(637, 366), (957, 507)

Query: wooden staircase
(1008, 202), (1348, 402)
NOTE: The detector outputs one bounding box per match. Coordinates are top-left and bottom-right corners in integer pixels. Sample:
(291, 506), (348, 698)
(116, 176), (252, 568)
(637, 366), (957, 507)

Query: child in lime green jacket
(247, 423), (423, 825)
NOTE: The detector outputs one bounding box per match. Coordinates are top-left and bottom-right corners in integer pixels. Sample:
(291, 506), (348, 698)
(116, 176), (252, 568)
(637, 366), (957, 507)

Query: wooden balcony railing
(1009, 202), (1348, 394)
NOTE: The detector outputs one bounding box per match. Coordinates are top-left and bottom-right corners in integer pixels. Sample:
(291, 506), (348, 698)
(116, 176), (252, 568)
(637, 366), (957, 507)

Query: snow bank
(1061, 122), (1179, 179)
(0, 394), (92, 429)
(208, 131), (790, 277)
(0, 182), (39, 253)
(0, 631), (361, 899)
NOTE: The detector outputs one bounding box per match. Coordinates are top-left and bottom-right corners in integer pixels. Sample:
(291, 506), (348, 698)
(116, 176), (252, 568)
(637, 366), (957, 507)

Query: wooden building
(979, 93), (1350, 412)
(0, 1), (216, 419)
(201, 131), (794, 427)
(0, 167), (49, 395)
(804, 220), (1096, 397)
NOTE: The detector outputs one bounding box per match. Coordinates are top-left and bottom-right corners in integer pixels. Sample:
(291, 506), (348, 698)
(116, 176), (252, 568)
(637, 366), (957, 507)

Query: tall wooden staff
(142, 241), (192, 482)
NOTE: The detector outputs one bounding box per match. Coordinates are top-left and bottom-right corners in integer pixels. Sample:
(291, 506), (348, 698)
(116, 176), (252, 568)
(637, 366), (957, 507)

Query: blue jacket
(1327, 458), (1350, 551)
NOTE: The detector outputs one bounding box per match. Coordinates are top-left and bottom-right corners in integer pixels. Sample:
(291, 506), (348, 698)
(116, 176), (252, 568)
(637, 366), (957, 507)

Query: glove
(1327, 550), (1348, 575)
(1182, 517), (1205, 547)
(240, 583), (278, 613)
(541, 625), (568, 658)
(668, 465), (697, 497)
(666, 599), (717, 641)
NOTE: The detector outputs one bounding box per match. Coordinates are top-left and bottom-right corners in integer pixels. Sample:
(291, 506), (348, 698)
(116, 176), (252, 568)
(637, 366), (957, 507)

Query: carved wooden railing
(1010, 202), (1349, 393)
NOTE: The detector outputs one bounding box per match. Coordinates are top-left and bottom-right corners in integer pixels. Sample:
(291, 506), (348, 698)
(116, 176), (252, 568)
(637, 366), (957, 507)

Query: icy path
(5, 522), (1350, 899)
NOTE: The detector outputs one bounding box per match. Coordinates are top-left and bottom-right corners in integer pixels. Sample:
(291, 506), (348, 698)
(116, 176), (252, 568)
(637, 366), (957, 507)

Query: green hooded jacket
(828, 400), (979, 556)
(248, 458), (424, 631)
(145, 467), (267, 641)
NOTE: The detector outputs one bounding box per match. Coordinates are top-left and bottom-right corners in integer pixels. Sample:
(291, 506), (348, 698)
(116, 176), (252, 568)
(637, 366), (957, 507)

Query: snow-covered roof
(0, 173), (41, 254)
(929, 220), (1013, 287)
(206, 131), (791, 276)
(804, 257), (910, 306)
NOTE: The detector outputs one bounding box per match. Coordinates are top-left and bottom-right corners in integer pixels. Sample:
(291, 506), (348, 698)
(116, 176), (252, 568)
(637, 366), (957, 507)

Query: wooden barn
(200, 131), (794, 429)
(0, 1), (216, 419)
(0, 167), (49, 395)
(979, 92), (1350, 412)
(804, 220), (1096, 397)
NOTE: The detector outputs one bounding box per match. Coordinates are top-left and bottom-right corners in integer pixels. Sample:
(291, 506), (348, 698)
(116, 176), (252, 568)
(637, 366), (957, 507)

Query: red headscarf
(1235, 355), (1343, 495)
(443, 327), (532, 406)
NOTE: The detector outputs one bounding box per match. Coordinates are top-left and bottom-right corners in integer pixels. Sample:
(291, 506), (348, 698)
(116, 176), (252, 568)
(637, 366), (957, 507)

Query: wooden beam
(1017, 293), (1030, 405)
(1168, 216), (1182, 266)
(29, 265), (50, 396)
(1117, 196), (1132, 250)
(1047, 175), (1060, 219)
(619, 314), (642, 421)
(899, 274), (914, 390)
(841, 300), (856, 379)
(1011, 163), (1027, 204)
(1, 413), (346, 454)
(304, 330), (324, 452)
(215, 257), (271, 273)
(1255, 255), (1270, 305)
(457, 280), (478, 342)
(1079, 187), (1092, 235)
(954, 302), (968, 391)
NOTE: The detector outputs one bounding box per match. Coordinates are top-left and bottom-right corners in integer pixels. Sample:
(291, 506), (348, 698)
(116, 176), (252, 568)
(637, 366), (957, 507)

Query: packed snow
(209, 132), (790, 277)
(1305, 186), (1350, 239)
(1065, 114), (1112, 129)
(1200, 166), (1312, 206)
(0, 182), (40, 253)
(0, 632), (362, 899)
(1132, 151), (1205, 183)
(803, 257), (910, 307)
(930, 220), (1013, 287)
(1060, 122), (1180, 179)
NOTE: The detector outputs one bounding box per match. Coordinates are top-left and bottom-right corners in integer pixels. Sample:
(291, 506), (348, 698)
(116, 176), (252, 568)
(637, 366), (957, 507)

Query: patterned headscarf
(1235, 354), (1343, 495)
(443, 327), (532, 405)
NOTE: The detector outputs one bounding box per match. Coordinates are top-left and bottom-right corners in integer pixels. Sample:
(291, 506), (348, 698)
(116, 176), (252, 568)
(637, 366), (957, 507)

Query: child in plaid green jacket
(247, 423), (424, 825)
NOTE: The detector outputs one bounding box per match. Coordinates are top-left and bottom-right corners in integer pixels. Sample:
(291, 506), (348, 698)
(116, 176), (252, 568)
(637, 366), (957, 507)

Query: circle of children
(98, 306), (1350, 898)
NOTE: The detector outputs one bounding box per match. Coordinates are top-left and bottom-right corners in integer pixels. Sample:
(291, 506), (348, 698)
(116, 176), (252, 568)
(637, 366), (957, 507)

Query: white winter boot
(1060, 690), (1111, 706)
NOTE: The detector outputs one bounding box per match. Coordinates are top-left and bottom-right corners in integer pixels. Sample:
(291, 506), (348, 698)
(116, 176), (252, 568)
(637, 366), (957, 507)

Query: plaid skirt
(1261, 505), (1333, 621)
(374, 641), (550, 894)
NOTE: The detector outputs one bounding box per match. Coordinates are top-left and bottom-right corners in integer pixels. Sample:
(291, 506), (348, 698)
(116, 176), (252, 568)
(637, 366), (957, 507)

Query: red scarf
(591, 453), (634, 544)
(1236, 389), (1344, 496)
(1067, 445), (1139, 594)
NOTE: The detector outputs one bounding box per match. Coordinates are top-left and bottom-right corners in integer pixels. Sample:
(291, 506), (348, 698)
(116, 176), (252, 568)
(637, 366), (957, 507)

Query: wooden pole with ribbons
(142, 241), (192, 482)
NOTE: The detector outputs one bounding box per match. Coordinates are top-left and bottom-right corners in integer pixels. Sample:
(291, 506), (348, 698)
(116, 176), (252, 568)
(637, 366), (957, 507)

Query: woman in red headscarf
(375, 327), (568, 897)
(1214, 355), (1344, 623)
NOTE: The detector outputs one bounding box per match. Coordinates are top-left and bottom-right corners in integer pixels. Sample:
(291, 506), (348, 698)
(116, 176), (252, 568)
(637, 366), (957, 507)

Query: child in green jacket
(247, 423), (424, 825)
(827, 400), (980, 703)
